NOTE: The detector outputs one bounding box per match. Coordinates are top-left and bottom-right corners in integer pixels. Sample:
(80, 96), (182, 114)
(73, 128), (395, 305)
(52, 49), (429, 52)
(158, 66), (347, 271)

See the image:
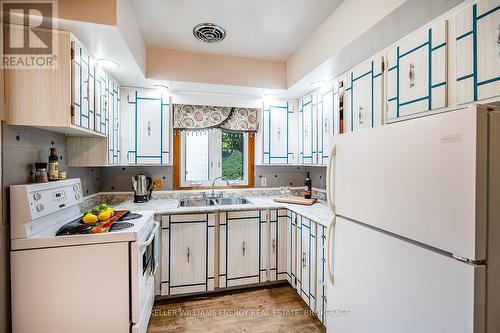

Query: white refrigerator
(325, 105), (500, 333)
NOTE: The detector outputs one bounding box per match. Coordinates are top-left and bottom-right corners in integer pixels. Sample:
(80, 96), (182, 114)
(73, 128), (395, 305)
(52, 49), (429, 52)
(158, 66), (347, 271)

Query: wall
(147, 48), (287, 89)
(286, 0), (406, 87)
(97, 165), (325, 192)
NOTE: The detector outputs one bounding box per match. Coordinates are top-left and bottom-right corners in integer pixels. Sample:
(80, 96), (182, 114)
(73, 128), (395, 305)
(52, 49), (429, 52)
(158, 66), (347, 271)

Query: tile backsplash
(2, 125), (100, 223)
(1, 124), (328, 224)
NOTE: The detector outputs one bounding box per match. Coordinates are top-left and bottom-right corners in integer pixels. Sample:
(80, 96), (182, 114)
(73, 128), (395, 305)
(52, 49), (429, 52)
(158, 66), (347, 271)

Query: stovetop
(56, 212), (143, 236)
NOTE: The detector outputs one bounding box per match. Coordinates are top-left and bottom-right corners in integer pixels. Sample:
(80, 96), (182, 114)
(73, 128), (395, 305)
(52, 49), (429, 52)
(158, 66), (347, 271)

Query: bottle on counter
(48, 148), (59, 181)
(304, 171), (312, 199)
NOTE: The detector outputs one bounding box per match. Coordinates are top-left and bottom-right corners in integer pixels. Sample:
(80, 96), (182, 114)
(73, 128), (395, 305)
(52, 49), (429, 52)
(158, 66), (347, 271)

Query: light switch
(261, 177), (267, 187)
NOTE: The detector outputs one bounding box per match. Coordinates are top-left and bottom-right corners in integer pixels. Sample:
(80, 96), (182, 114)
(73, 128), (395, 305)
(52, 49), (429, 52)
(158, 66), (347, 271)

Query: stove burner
(120, 213), (143, 221)
(109, 222), (134, 231)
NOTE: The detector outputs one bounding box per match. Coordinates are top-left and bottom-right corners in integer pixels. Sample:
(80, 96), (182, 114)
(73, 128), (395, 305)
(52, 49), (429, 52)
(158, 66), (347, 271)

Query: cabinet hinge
(381, 60), (385, 73)
(70, 47), (75, 60)
(70, 105), (75, 117)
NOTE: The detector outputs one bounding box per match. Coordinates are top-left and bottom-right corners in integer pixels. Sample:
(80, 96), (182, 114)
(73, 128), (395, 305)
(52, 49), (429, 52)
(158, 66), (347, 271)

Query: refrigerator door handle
(326, 215), (336, 285)
(326, 144), (336, 213)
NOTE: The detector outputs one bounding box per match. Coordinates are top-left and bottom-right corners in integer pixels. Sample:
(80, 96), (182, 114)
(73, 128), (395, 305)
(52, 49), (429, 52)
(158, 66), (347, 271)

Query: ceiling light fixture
(193, 23), (226, 43)
(153, 84), (169, 94)
(310, 80), (331, 89)
(96, 58), (119, 69)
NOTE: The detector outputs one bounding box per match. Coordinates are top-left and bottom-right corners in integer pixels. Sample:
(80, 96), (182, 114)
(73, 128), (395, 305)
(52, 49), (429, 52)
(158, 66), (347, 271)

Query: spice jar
(34, 163), (49, 183)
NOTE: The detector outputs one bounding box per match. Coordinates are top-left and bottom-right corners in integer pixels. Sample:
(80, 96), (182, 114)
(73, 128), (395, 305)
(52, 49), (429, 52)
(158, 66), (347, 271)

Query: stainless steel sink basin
(216, 197), (252, 205)
(178, 197), (251, 207)
(178, 198), (218, 207)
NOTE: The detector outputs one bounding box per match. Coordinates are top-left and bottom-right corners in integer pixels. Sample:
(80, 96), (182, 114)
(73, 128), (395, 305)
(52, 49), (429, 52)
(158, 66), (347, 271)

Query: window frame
(173, 130), (255, 190)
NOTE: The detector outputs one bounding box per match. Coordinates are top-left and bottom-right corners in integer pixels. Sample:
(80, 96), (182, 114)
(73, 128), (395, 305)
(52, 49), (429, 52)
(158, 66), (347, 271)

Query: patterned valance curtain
(173, 104), (259, 132)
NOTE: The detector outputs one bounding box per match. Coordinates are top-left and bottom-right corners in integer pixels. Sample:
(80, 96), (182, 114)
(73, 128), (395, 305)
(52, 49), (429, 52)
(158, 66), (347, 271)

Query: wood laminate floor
(147, 284), (326, 333)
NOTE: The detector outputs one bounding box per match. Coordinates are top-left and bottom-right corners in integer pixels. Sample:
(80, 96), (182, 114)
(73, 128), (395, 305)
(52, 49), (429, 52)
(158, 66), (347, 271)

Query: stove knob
(36, 204), (44, 212)
(33, 192), (42, 201)
(75, 193), (81, 200)
(73, 185), (79, 192)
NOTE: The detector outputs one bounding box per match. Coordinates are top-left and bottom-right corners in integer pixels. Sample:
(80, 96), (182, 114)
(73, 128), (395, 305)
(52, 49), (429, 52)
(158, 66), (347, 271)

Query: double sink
(178, 197), (252, 207)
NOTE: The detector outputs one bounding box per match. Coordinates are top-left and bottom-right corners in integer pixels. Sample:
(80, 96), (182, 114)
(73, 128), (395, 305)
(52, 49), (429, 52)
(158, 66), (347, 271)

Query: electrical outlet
(152, 179), (162, 189)
(261, 177), (267, 187)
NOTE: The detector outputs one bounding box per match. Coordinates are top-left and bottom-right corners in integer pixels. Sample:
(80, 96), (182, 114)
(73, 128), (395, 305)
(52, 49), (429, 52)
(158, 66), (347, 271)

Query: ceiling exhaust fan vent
(193, 23), (226, 44)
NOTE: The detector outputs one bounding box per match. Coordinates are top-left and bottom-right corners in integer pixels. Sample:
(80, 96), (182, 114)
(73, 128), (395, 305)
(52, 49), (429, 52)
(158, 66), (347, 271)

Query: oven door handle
(139, 221), (159, 249)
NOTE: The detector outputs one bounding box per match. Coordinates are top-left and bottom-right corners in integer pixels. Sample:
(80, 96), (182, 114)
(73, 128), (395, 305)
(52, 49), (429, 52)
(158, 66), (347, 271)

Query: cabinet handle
(302, 251), (306, 268)
(324, 118), (329, 133)
(242, 241), (246, 256)
(147, 121), (152, 137)
(277, 126), (281, 139)
(497, 24), (500, 58)
(409, 63), (415, 88)
(272, 239), (276, 254)
(83, 79), (89, 100)
(358, 106), (364, 124)
(304, 125), (309, 137)
(187, 247), (190, 263)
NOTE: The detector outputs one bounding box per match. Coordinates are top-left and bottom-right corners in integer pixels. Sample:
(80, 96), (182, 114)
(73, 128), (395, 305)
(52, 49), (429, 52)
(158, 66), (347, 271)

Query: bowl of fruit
(82, 204), (115, 224)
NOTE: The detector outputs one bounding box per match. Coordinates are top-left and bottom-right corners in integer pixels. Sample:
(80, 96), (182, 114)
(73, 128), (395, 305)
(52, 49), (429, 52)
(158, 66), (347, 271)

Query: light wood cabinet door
(123, 89), (170, 165)
(268, 209), (288, 281)
(337, 71), (353, 134)
(263, 101), (286, 164)
(160, 214), (215, 296)
(108, 77), (120, 165)
(297, 215), (316, 309)
(94, 67), (108, 135)
(299, 93), (318, 164)
(316, 224), (328, 325)
(318, 87), (335, 165)
(71, 39), (95, 131)
(349, 53), (385, 132)
(219, 211), (261, 288)
(455, 0), (500, 104)
(387, 20), (448, 121)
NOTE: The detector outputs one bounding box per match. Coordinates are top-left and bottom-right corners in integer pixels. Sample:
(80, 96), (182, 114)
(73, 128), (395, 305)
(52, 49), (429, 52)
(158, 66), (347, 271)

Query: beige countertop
(110, 195), (333, 228)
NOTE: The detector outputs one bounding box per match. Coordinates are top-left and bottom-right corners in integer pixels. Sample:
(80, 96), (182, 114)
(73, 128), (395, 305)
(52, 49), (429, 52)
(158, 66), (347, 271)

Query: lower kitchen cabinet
(160, 213), (215, 296)
(219, 210), (263, 288)
(296, 215), (317, 309)
(158, 208), (326, 326)
(316, 224), (328, 325)
(287, 211), (299, 289)
(268, 209), (289, 281)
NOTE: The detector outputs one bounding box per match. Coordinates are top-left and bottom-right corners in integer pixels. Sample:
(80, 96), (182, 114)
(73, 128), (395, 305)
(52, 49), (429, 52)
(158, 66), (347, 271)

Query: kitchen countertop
(110, 195), (333, 228)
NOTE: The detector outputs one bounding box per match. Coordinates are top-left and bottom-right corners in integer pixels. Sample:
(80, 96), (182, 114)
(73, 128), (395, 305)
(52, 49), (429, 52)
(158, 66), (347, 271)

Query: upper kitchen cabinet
(349, 53), (385, 131)
(387, 20), (448, 121)
(4, 29), (104, 137)
(318, 83), (336, 165)
(262, 99), (299, 164)
(337, 71), (352, 134)
(94, 67), (109, 136)
(71, 39), (95, 131)
(299, 93), (318, 165)
(67, 70), (121, 167)
(122, 89), (171, 165)
(455, 0), (500, 104)
(108, 77), (120, 165)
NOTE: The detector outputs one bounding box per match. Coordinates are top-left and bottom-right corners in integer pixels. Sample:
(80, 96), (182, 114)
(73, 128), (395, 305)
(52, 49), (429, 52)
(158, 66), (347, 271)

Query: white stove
(10, 179), (158, 333)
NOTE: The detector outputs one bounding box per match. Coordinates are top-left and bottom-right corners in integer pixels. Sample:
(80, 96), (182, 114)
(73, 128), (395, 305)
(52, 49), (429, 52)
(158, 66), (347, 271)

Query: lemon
(83, 213), (98, 224)
(98, 211), (111, 222)
(106, 207), (115, 217)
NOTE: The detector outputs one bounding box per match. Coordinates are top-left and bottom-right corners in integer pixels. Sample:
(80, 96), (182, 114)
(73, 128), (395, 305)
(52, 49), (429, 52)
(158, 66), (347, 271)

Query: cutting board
(273, 197), (317, 206)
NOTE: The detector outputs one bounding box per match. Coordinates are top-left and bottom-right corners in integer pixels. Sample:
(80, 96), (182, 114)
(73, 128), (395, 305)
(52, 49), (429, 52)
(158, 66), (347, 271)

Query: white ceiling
(130, 0), (343, 61)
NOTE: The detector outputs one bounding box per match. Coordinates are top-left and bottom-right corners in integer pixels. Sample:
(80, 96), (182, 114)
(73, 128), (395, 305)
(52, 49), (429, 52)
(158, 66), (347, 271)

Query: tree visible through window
(222, 131), (244, 180)
(180, 129), (249, 187)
